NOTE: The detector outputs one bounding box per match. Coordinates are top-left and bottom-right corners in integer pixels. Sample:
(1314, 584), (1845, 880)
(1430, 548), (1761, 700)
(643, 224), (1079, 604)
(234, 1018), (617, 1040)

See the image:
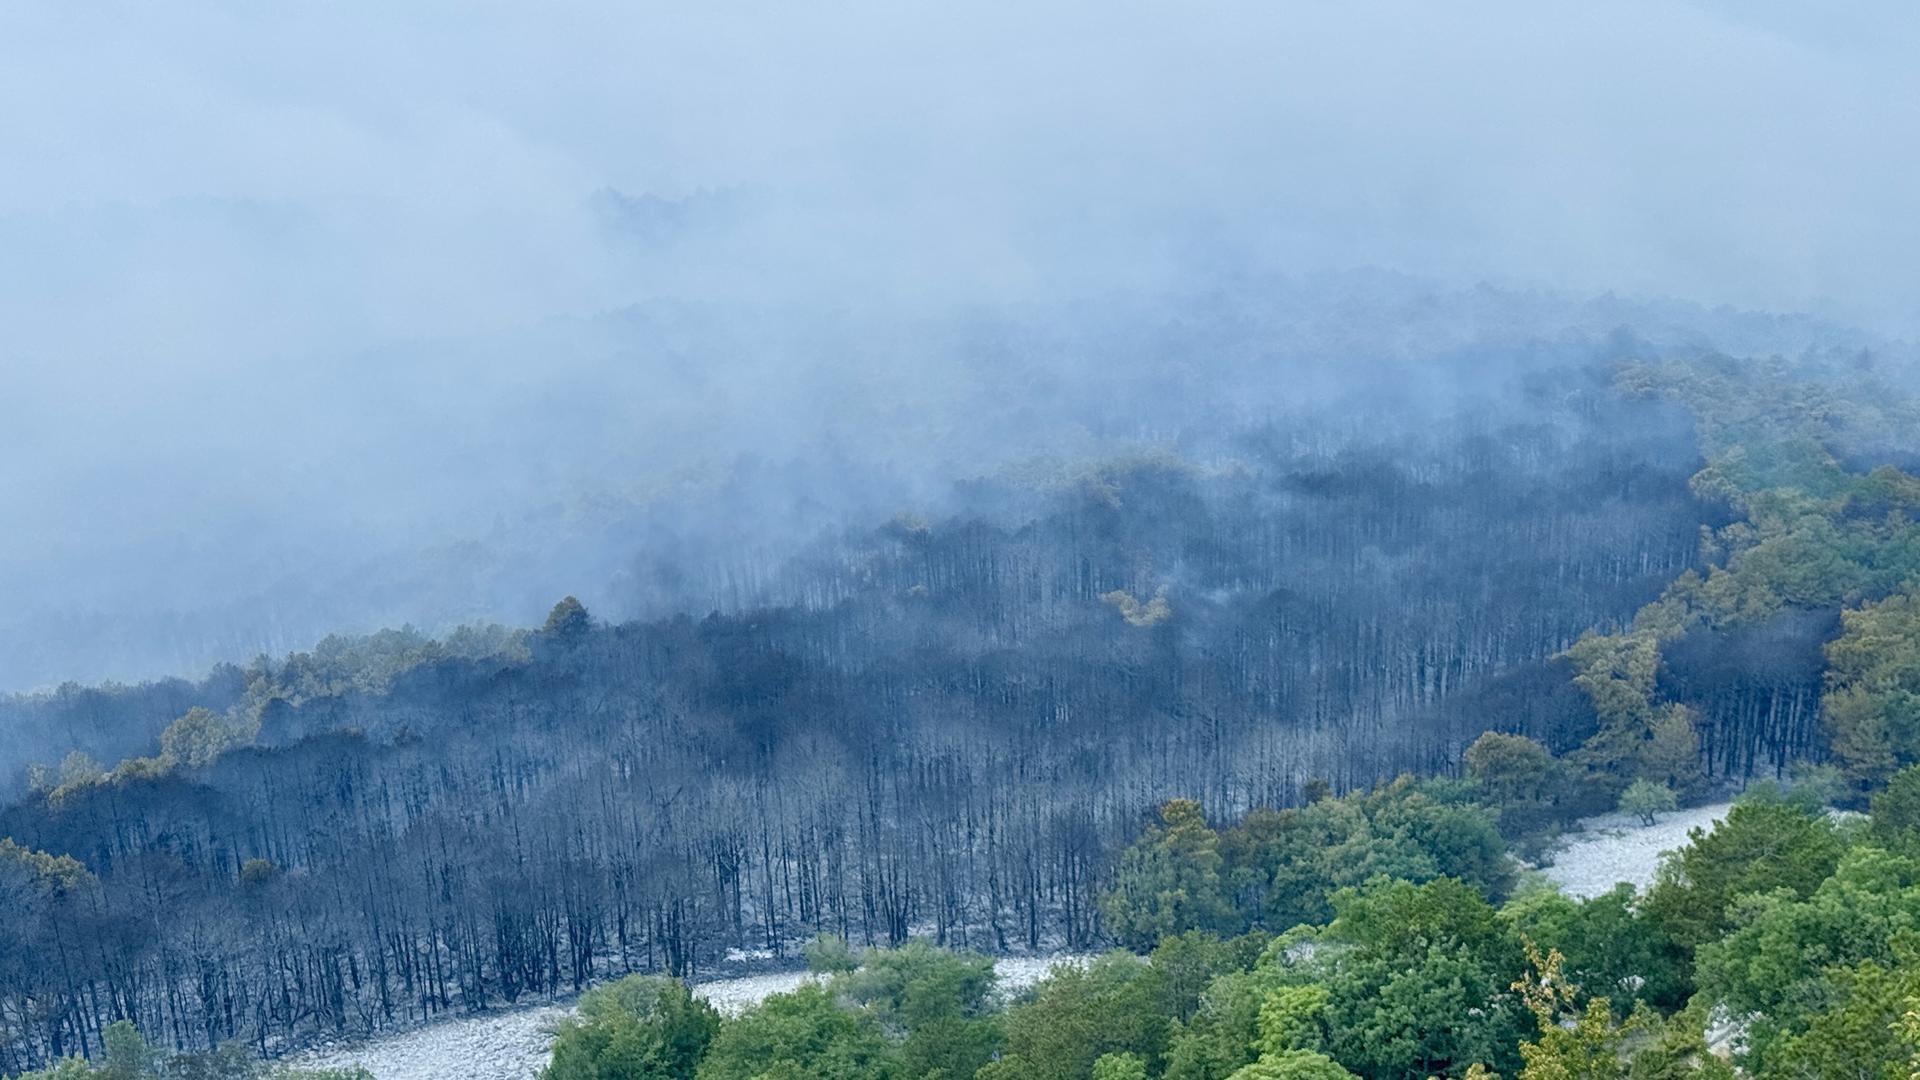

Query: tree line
(6, 351), (1920, 1071)
(22, 763), (1920, 1078)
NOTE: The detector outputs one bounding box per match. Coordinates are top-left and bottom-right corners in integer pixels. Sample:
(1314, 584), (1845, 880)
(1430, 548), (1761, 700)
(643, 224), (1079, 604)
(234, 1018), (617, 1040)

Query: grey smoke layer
(0, 1), (1915, 689)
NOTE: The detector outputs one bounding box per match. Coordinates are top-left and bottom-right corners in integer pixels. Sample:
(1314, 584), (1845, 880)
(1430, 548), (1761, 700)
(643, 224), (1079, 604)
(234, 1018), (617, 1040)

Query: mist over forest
(8, 4), (1920, 1080)
(6, 1), (1920, 693)
(6, 273), (1898, 695)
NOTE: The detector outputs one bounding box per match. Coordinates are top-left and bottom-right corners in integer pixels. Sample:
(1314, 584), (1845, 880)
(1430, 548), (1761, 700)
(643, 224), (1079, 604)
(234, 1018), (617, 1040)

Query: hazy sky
(1, 1), (1915, 689)
(5, 2), (1916, 326)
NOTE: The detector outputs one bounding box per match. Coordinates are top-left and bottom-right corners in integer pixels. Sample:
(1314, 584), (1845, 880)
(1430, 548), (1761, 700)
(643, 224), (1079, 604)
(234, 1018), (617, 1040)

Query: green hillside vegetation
(500, 773), (1912, 1079)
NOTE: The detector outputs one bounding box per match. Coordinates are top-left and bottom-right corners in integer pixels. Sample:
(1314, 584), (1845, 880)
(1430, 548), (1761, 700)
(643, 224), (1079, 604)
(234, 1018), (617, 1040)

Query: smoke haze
(2, 1), (1917, 689)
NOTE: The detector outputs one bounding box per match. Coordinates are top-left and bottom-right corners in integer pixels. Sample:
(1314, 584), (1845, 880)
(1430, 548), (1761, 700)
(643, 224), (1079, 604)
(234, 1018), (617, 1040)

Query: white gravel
(281, 803), (1743, 1080)
(284, 954), (1091, 1080)
(1537, 802), (1732, 899)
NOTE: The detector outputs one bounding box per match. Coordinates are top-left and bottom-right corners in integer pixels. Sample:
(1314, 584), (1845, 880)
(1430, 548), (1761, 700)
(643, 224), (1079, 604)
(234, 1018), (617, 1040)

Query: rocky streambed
(284, 954), (1091, 1080)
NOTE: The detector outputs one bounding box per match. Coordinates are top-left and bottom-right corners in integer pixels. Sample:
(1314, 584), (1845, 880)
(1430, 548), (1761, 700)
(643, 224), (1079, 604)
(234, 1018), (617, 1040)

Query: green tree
(695, 984), (893, 1080)
(7, 1059), (93, 1080)
(1693, 850), (1920, 1072)
(1872, 763), (1920, 852)
(1225, 1051), (1359, 1080)
(1642, 797), (1844, 956)
(545, 975), (720, 1080)
(804, 934), (861, 975)
(52, 750), (105, 797)
(1464, 732), (1565, 843)
(1564, 631), (1671, 786)
(1824, 592), (1920, 789)
(1093, 1052), (1150, 1080)
(1182, 979), (1361, 1080)
(1619, 1005), (1731, 1080)
(543, 596), (593, 642)
(0, 838), (94, 895)
(1528, 984), (1723, 1077)
(1162, 961), (1291, 1080)
(1101, 587), (1173, 628)
(99, 1021), (161, 1080)
(168, 1044), (267, 1080)
(1148, 931), (1270, 1028)
(23, 760), (54, 794)
(1253, 985), (1333, 1057)
(4, 1027), (374, 1080)
(159, 706), (247, 769)
(1502, 884), (1688, 1012)
(1102, 800), (1238, 948)
(1511, 944), (1627, 1080)
(1306, 878), (1530, 1079)
(834, 942), (999, 1079)
(1637, 708), (1705, 798)
(239, 858), (279, 886)
(1221, 777), (1512, 931)
(979, 953), (1169, 1080)
(1787, 761), (1850, 811)
(1617, 781), (1678, 828)
(1759, 959), (1917, 1080)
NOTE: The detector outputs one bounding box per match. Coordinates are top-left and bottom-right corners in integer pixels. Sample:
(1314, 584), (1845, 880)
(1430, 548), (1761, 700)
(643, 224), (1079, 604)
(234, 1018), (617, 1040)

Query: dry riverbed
(1537, 801), (1731, 899)
(285, 955), (1089, 1080)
